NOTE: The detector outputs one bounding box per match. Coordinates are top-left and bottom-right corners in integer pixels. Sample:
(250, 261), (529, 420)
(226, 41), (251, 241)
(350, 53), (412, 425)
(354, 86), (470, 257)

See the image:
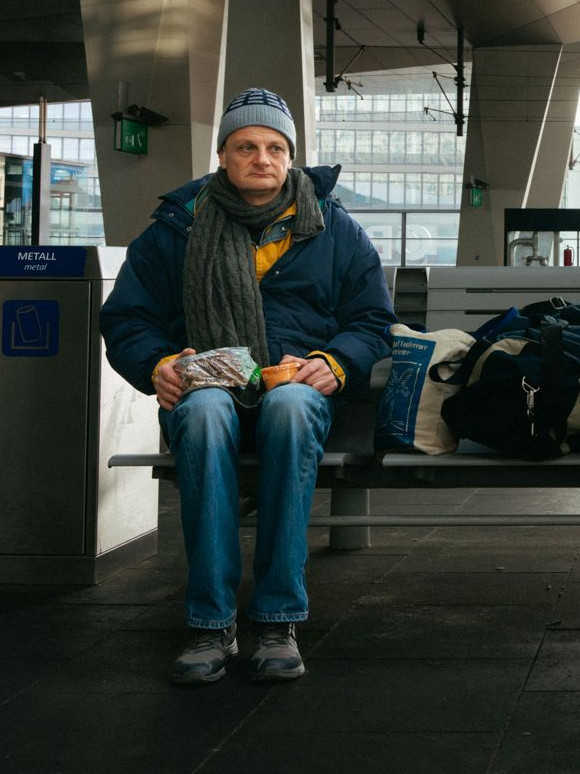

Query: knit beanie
(217, 87), (297, 158)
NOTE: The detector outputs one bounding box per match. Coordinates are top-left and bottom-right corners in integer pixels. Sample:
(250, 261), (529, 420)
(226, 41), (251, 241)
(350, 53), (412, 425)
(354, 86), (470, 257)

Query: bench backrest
(426, 266), (580, 332)
(384, 265), (580, 333)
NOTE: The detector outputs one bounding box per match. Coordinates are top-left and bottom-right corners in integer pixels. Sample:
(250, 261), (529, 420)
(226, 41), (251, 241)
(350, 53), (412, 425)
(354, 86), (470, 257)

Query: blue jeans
(159, 384), (334, 629)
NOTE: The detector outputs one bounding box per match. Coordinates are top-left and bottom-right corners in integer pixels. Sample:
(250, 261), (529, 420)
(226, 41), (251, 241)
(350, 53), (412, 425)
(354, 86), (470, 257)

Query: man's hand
(153, 348), (196, 410)
(279, 354), (339, 396)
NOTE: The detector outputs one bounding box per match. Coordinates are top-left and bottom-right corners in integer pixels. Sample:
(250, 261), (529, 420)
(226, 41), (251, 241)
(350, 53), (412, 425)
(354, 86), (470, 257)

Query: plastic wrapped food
(174, 347), (261, 394)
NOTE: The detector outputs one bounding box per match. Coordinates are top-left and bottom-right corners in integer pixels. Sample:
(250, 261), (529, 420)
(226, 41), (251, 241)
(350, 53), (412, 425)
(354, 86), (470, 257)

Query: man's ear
(218, 149), (226, 169)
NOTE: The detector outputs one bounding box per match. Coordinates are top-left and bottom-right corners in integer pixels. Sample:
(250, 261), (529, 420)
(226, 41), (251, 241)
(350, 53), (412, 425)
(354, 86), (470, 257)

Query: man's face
(218, 126), (292, 205)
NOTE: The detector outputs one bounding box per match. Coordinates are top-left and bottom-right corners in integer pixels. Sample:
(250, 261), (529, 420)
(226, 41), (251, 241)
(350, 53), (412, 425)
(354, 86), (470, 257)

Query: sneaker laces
(256, 624), (296, 648)
(185, 629), (225, 654)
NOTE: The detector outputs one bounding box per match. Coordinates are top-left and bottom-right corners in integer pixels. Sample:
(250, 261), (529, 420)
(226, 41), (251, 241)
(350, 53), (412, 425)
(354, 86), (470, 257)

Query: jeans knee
(259, 384), (333, 440)
(161, 388), (239, 449)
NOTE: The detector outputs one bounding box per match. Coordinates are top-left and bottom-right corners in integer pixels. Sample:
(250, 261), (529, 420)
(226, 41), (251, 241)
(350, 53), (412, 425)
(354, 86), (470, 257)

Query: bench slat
(108, 451), (355, 469)
(380, 453), (580, 467)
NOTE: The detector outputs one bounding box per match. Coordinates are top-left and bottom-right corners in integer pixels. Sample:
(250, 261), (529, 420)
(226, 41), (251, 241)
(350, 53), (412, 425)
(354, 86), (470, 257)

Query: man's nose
(254, 147), (271, 165)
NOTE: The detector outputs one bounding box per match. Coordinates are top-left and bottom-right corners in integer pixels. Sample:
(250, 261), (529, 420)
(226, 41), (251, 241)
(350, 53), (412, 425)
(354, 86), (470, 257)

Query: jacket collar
(157, 165), (342, 217)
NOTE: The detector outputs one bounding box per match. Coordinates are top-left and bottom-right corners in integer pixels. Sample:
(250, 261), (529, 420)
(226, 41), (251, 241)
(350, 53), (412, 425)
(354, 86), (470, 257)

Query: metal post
(31, 97), (51, 245)
(455, 28), (465, 137)
(325, 0), (336, 92)
(329, 488), (372, 549)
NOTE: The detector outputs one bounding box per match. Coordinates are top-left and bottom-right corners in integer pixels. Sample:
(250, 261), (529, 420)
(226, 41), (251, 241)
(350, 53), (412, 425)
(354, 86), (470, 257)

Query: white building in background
(0, 69), (469, 257)
(315, 67), (469, 266)
(2, 69), (578, 262)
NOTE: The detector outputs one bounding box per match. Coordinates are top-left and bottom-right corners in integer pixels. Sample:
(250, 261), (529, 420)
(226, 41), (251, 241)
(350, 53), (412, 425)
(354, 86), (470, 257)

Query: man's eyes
(238, 145), (284, 153)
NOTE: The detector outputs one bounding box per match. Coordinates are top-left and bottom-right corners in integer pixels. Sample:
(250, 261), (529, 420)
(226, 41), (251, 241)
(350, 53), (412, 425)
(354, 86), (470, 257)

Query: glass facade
(0, 101), (104, 246)
(315, 69), (469, 265)
(0, 71), (470, 257)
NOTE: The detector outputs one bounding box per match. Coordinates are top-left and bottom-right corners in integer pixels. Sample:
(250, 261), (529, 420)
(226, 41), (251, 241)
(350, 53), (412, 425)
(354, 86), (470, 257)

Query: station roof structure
(2, 0), (580, 108)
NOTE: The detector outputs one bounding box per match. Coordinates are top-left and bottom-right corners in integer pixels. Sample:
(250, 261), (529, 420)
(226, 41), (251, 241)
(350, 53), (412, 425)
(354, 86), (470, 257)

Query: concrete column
(80, 0), (227, 246)
(526, 47), (580, 208)
(457, 45), (575, 266)
(189, 0), (228, 179)
(222, 0), (316, 166)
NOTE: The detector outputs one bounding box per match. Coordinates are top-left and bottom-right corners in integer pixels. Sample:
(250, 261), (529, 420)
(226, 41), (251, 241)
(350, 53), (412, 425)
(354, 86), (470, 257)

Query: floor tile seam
(376, 570), (571, 575)
(303, 596), (378, 658)
(375, 568), (578, 574)
(188, 689), (287, 774)
(484, 626), (556, 773)
(303, 656), (543, 663)
(346, 597), (560, 616)
(0, 673), (61, 709)
(544, 625), (580, 632)
(484, 687), (530, 772)
(7, 602), (156, 612)
(379, 545), (580, 553)
(39, 600), (168, 608)
(522, 687), (580, 694)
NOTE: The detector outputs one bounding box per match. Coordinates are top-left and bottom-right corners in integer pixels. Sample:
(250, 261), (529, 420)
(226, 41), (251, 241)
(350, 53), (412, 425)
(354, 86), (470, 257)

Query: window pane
(373, 96), (390, 121)
(423, 173), (438, 206)
(317, 129), (335, 163)
(423, 133), (439, 164)
(12, 136), (28, 155)
(47, 102), (64, 130)
(389, 132), (405, 163)
(62, 137), (79, 160)
(47, 136), (63, 159)
(354, 172), (372, 204)
(390, 95), (406, 120)
(406, 132), (422, 164)
(439, 174), (458, 207)
(336, 130), (355, 163)
(336, 171), (356, 206)
(405, 173), (422, 206)
(440, 133), (457, 164)
(350, 212), (403, 265)
(372, 131), (389, 164)
(64, 101), (80, 131)
(356, 131), (372, 163)
(407, 211), (460, 238)
(79, 139), (94, 162)
(371, 173), (389, 206)
(389, 173), (405, 206)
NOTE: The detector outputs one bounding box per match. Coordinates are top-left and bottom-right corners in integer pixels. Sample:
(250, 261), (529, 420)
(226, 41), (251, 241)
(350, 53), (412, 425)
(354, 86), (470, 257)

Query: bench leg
(328, 488), (372, 550)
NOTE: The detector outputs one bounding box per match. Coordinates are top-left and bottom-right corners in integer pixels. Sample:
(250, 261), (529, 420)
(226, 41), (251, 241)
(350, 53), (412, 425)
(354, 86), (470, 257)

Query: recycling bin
(0, 246), (160, 583)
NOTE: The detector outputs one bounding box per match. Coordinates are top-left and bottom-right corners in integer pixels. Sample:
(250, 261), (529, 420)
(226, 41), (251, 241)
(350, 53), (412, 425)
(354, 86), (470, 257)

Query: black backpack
(430, 299), (580, 461)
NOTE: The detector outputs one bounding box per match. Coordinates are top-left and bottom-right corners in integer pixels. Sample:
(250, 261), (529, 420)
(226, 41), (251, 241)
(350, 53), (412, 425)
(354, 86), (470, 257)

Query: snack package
(174, 347), (261, 394)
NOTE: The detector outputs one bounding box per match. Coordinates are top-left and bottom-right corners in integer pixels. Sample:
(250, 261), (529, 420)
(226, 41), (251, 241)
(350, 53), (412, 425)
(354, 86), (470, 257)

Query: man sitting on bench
(100, 87), (395, 685)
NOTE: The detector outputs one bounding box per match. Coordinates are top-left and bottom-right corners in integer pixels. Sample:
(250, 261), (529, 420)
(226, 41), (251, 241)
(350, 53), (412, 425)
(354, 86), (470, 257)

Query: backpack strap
(540, 321), (568, 444)
(520, 297), (569, 317)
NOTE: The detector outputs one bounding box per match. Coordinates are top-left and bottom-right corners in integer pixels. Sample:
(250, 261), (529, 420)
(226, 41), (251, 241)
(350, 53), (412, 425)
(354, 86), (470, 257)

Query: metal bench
(108, 265), (580, 546)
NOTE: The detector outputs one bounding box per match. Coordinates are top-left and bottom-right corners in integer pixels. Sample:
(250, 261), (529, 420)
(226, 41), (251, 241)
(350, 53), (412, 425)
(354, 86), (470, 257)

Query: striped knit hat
(217, 87), (296, 158)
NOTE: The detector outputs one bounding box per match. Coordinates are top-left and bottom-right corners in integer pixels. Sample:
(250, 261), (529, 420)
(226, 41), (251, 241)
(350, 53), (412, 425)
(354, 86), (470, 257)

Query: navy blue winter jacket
(100, 165), (395, 396)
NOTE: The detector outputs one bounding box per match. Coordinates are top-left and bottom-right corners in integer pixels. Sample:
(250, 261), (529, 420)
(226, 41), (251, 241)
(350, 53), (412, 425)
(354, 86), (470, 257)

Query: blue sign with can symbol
(2, 300), (59, 357)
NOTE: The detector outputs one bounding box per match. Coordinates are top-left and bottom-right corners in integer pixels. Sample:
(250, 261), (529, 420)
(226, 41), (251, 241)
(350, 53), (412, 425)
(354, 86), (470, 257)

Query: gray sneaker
(250, 622), (305, 682)
(172, 624), (238, 685)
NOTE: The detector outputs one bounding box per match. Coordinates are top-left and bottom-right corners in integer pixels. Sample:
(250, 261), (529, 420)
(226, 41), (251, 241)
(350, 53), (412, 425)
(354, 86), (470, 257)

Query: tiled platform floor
(1, 482), (580, 773)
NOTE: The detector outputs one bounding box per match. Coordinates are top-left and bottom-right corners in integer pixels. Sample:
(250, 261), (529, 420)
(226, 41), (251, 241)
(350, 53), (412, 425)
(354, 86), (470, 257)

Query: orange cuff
(307, 351), (346, 391)
(152, 354), (179, 383)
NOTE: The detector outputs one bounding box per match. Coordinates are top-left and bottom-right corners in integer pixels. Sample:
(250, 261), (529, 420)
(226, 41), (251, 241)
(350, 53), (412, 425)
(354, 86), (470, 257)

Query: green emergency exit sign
(114, 118), (148, 155)
(469, 187), (483, 207)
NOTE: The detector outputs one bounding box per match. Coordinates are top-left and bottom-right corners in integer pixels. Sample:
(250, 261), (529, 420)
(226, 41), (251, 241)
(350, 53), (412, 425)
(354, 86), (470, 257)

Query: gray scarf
(183, 167), (324, 367)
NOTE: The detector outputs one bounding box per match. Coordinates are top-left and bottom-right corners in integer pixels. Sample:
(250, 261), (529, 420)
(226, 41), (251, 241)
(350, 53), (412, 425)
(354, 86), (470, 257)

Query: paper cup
(261, 362), (301, 390)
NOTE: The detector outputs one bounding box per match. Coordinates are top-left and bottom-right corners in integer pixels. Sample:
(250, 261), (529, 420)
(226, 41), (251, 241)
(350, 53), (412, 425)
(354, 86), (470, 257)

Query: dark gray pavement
(2, 482), (580, 774)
